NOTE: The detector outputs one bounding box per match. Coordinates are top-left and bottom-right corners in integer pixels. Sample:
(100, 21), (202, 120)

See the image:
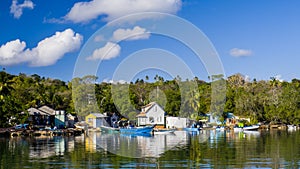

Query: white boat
(287, 125), (297, 130)
(154, 129), (176, 134)
(234, 125), (260, 131)
(74, 121), (88, 130)
(243, 125), (260, 130)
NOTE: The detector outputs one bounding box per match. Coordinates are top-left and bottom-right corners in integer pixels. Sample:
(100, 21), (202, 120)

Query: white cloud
(10, 0), (34, 19)
(230, 48), (252, 57)
(64, 0), (182, 23)
(103, 78), (128, 84)
(0, 39), (30, 65)
(29, 29), (83, 66)
(87, 42), (121, 60)
(112, 26), (150, 41)
(0, 29), (83, 67)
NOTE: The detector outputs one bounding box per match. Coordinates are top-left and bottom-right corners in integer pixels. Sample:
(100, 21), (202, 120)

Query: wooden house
(136, 102), (165, 127)
(165, 116), (188, 129)
(85, 113), (107, 129)
(26, 106), (67, 128)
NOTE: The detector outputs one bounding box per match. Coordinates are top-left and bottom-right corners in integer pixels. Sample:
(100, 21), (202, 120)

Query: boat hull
(243, 125), (260, 130)
(234, 125), (260, 131)
(154, 129), (176, 134)
(120, 125), (155, 134)
(100, 126), (120, 133)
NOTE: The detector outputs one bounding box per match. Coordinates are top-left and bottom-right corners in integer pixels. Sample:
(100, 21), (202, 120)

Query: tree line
(1, 71), (300, 127)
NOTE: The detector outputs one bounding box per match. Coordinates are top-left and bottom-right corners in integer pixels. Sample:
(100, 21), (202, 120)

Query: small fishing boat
(287, 125), (297, 131)
(243, 125), (260, 130)
(119, 125), (156, 134)
(74, 121), (88, 130)
(234, 125), (260, 131)
(153, 129), (176, 134)
(100, 125), (120, 133)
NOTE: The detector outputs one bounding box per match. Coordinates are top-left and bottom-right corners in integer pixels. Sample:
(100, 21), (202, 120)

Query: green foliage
(1, 71), (300, 127)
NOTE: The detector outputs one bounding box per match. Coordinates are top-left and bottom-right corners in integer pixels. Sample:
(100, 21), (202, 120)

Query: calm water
(0, 130), (299, 169)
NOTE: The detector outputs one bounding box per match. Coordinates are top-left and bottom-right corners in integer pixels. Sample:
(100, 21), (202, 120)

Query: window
(88, 118), (93, 123)
(149, 117), (154, 123)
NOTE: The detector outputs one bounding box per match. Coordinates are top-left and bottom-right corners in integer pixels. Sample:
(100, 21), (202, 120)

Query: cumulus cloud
(230, 48), (252, 57)
(87, 42), (121, 60)
(64, 0), (182, 23)
(10, 0), (34, 19)
(0, 29), (83, 66)
(0, 39), (30, 65)
(112, 26), (150, 41)
(103, 78), (127, 84)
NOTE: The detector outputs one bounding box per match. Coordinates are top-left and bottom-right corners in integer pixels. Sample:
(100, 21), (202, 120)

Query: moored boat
(119, 125), (156, 134)
(234, 125), (260, 131)
(243, 125), (260, 130)
(100, 125), (120, 133)
(154, 129), (176, 134)
(74, 121), (88, 130)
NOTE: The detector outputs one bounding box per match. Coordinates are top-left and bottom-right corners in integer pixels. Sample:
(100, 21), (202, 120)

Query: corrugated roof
(27, 108), (48, 116)
(91, 113), (107, 118)
(38, 106), (55, 116)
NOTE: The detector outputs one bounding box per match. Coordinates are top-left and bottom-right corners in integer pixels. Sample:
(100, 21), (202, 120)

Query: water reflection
(1, 130), (299, 168)
(28, 136), (80, 158)
(89, 131), (190, 158)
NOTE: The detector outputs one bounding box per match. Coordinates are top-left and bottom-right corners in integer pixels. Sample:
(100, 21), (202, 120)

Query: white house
(136, 102), (165, 127)
(165, 116), (187, 129)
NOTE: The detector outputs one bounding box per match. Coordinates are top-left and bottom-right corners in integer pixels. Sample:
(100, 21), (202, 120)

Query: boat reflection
(26, 136), (83, 158)
(14, 130), (265, 159)
(120, 133), (153, 137)
(90, 131), (189, 158)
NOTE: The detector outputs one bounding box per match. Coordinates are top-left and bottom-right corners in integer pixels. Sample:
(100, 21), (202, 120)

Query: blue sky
(1, 0), (300, 82)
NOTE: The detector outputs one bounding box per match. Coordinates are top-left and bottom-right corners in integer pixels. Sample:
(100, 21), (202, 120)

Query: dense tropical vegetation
(1, 71), (300, 127)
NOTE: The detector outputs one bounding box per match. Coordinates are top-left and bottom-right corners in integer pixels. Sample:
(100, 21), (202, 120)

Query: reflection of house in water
(90, 131), (189, 158)
(29, 137), (79, 158)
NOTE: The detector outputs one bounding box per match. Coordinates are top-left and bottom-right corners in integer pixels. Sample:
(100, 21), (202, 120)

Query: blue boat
(119, 125), (156, 134)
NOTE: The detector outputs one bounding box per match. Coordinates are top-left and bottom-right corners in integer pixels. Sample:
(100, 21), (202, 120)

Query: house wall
(95, 118), (104, 128)
(85, 114), (95, 128)
(166, 117), (187, 129)
(55, 110), (65, 128)
(137, 117), (147, 126)
(145, 104), (165, 126)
